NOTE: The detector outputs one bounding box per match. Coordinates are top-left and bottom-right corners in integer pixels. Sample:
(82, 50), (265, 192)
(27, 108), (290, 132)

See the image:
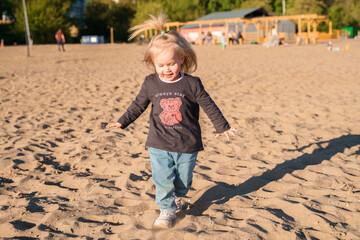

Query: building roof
(197, 7), (273, 21)
(180, 7), (275, 29)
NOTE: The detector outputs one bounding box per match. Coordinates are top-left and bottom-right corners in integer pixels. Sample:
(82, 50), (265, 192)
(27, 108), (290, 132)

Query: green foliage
(81, 0), (135, 42)
(287, 0), (326, 15)
(82, 0), (111, 37)
(207, 0), (222, 12)
(241, 0), (273, 11)
(12, 0), (72, 44)
(345, 0), (360, 27)
(109, 2), (136, 41)
(131, 0), (163, 27)
(301, 0), (360, 28)
(161, 0), (202, 22)
(202, 0), (244, 12)
(272, 0), (284, 15)
(328, 5), (346, 29)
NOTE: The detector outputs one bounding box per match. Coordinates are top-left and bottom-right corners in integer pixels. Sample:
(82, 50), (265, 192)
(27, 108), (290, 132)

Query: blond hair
(129, 13), (197, 74)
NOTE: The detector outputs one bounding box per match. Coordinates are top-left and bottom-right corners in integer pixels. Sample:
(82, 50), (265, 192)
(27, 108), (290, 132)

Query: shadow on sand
(186, 134), (360, 216)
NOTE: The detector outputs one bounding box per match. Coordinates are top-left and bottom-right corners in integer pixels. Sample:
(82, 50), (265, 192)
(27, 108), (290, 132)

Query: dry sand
(1, 40), (360, 239)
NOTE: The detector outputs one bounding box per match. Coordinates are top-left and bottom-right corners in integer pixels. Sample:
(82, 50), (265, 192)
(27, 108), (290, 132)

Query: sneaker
(153, 211), (176, 229)
(175, 198), (182, 210)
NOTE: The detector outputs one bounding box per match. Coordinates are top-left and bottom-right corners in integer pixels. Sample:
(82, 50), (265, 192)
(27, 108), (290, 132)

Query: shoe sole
(153, 217), (176, 229)
(153, 223), (172, 229)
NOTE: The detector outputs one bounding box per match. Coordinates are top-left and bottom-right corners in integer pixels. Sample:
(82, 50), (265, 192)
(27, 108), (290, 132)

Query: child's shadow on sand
(186, 134), (360, 216)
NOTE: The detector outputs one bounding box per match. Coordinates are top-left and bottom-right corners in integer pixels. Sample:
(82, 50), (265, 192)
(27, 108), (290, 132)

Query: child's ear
(180, 55), (185, 64)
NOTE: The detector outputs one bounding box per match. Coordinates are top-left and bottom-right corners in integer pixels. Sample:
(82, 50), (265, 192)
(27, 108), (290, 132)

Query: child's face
(153, 48), (184, 82)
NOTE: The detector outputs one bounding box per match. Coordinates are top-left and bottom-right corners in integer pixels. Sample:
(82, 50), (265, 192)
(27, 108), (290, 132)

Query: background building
(179, 7), (296, 44)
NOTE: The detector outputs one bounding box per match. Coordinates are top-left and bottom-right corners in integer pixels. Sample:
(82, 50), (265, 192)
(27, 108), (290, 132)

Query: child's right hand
(106, 122), (122, 129)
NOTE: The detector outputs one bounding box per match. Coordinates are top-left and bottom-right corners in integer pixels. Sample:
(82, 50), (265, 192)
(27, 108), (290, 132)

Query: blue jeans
(148, 147), (198, 213)
(57, 40), (65, 51)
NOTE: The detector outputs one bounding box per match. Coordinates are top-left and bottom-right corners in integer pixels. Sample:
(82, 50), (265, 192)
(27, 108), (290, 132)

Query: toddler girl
(106, 13), (236, 229)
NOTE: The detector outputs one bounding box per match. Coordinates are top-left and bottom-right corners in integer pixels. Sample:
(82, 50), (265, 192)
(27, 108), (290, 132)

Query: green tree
(82, 0), (135, 42)
(161, 0), (203, 22)
(82, 0), (111, 40)
(327, 5), (346, 29)
(348, 0), (360, 27)
(272, 0), (284, 15)
(204, 0), (243, 12)
(207, 0), (222, 12)
(339, 0), (360, 27)
(109, 2), (136, 42)
(240, 0), (273, 11)
(286, 0), (326, 15)
(131, 0), (163, 27)
(12, 0), (72, 44)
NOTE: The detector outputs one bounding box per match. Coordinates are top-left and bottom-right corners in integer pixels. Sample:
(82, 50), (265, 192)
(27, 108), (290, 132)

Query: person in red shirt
(55, 29), (65, 52)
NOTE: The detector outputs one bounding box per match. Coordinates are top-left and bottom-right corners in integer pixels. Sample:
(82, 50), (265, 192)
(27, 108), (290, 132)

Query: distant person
(237, 31), (243, 44)
(55, 29), (65, 52)
(229, 30), (237, 44)
(106, 13), (236, 229)
(201, 31), (206, 45)
(206, 31), (212, 45)
(327, 41), (333, 51)
(221, 32), (226, 49)
(266, 26), (279, 47)
(296, 35), (302, 45)
(138, 34), (145, 45)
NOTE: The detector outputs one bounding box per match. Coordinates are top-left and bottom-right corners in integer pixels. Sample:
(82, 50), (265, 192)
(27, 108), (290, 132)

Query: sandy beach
(1, 39), (360, 239)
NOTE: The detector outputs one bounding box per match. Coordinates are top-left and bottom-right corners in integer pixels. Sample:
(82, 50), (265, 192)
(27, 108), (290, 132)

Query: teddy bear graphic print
(159, 97), (182, 126)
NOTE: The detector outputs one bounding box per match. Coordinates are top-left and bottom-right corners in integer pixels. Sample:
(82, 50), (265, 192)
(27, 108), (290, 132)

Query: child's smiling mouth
(164, 73), (174, 78)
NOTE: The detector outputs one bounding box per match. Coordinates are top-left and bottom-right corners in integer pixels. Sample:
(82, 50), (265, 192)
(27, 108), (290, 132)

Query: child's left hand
(215, 127), (237, 141)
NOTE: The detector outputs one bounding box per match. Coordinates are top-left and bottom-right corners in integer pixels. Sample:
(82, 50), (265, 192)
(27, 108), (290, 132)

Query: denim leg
(149, 147), (177, 213)
(149, 148), (198, 213)
(173, 152), (198, 198)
